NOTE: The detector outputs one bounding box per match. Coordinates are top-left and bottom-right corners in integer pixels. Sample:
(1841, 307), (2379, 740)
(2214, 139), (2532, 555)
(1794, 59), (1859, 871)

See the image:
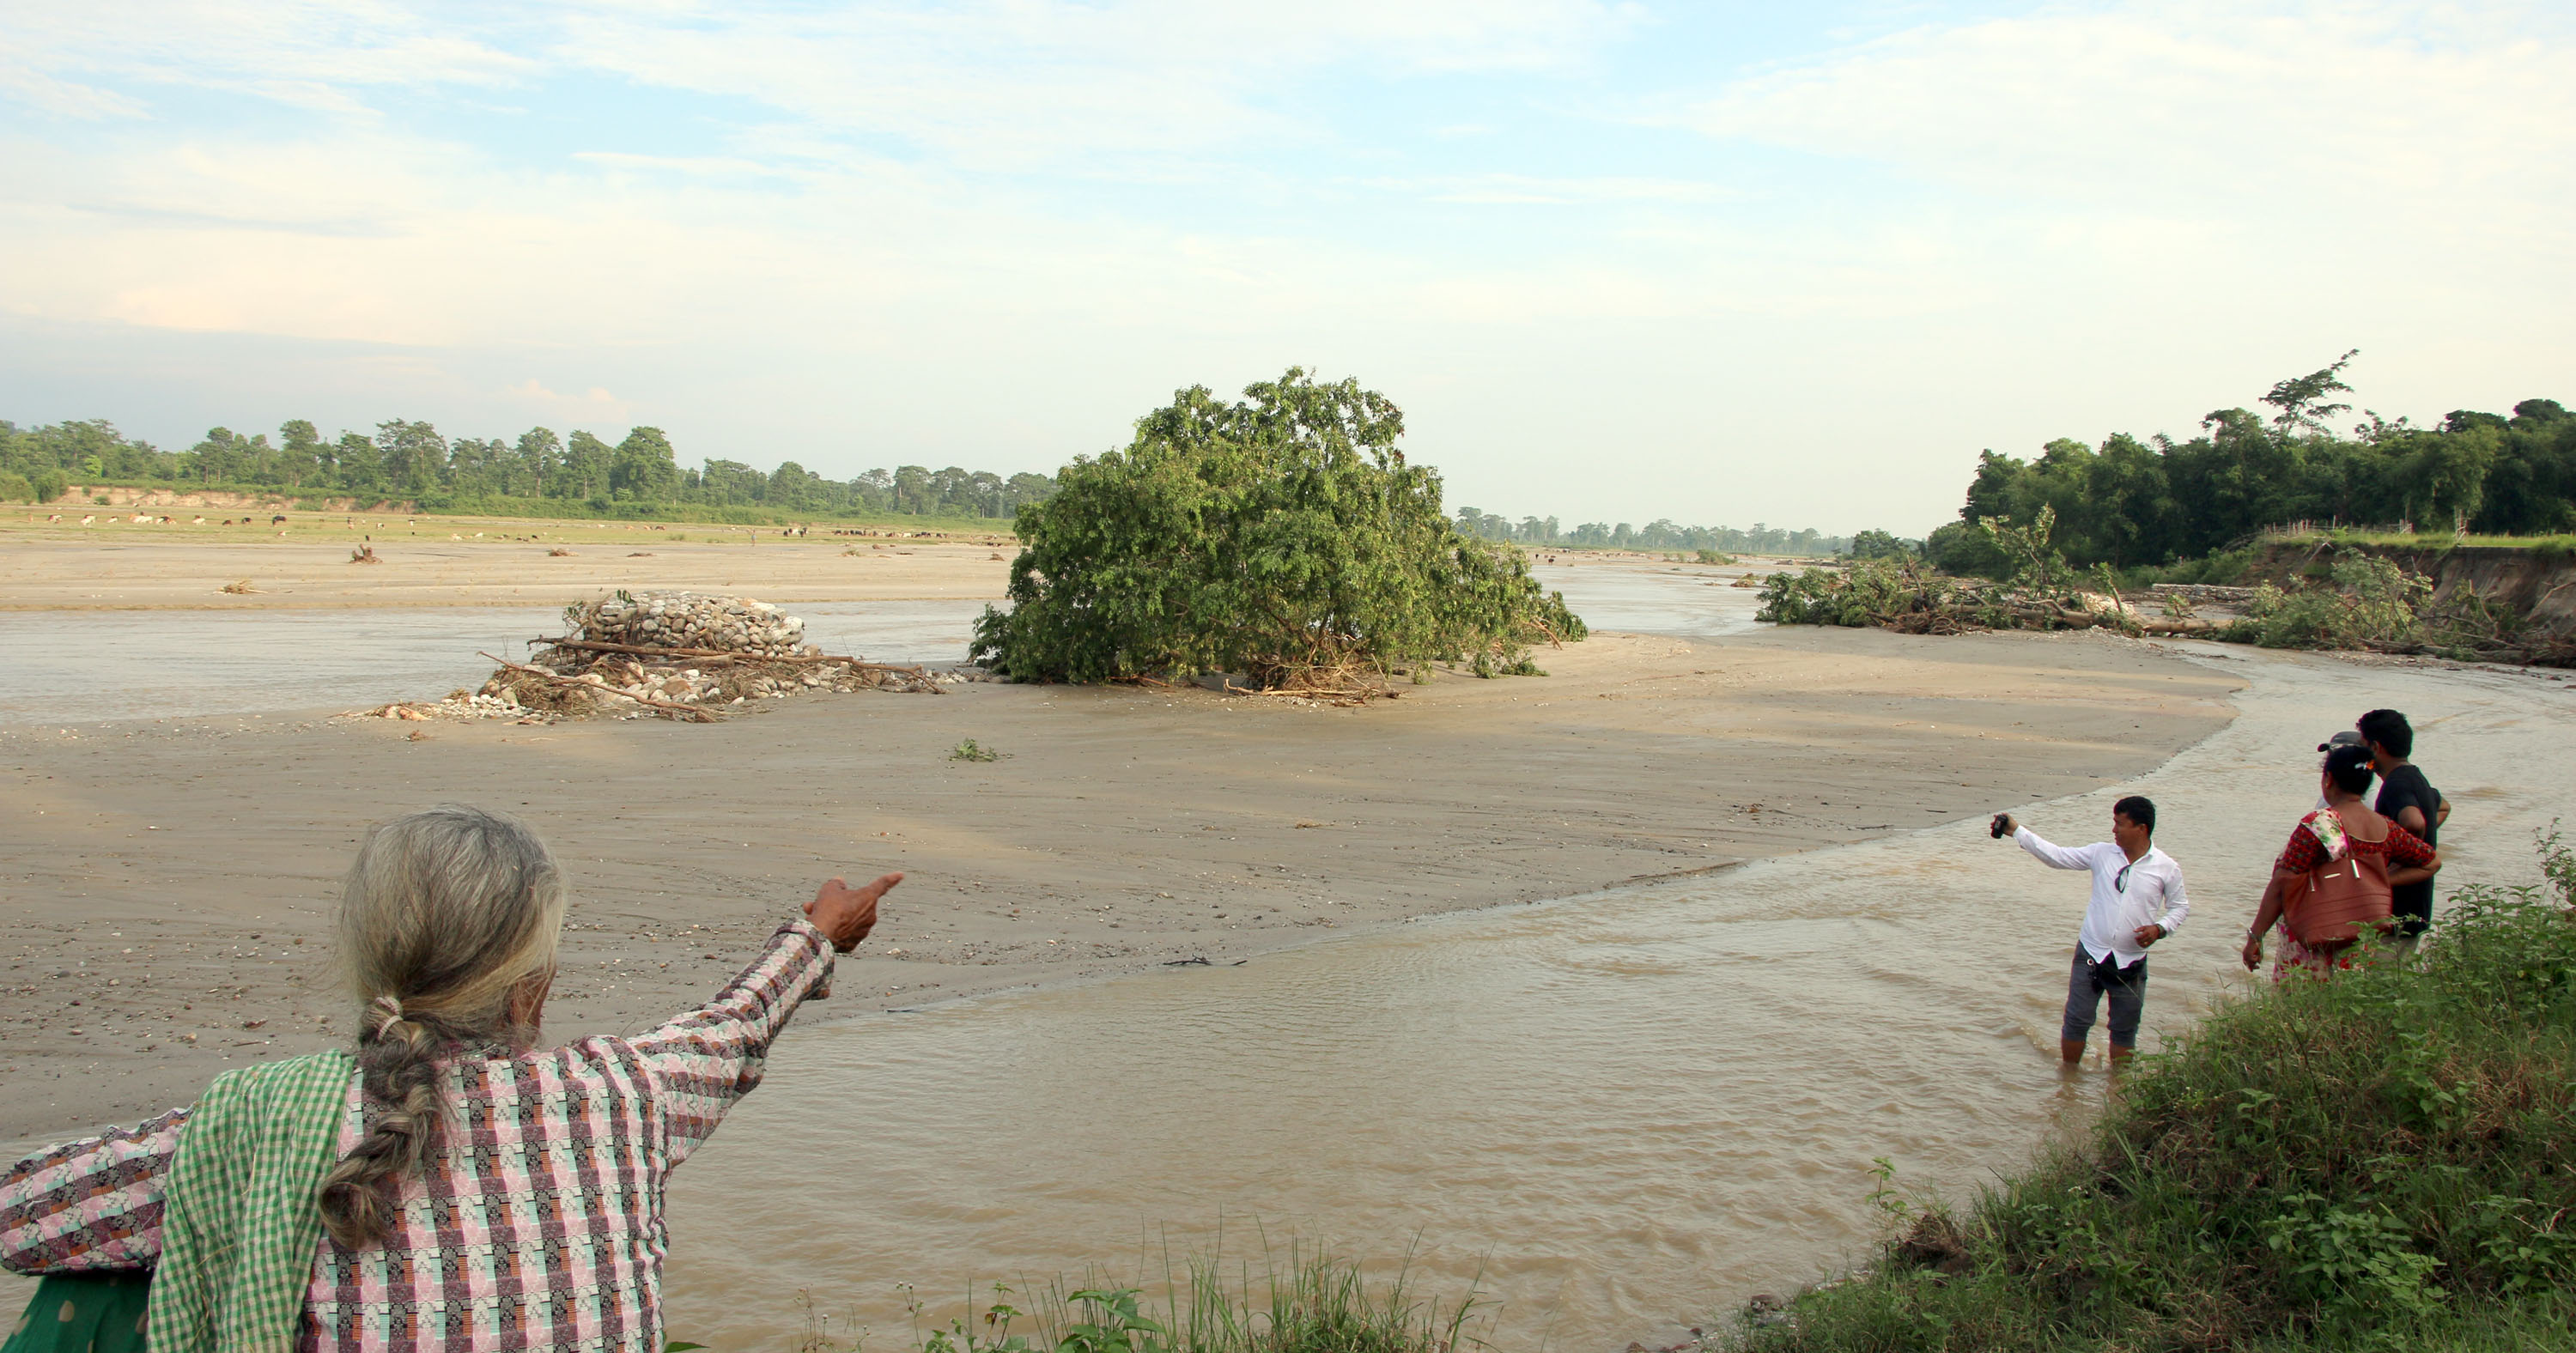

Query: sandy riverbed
(0, 531), (2244, 1143)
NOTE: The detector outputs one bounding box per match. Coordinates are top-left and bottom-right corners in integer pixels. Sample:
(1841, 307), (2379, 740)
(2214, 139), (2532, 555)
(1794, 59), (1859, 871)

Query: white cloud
(0, 64), (149, 119)
(506, 378), (629, 424)
(2, 2), (2570, 534)
(1681, 3), (2576, 215)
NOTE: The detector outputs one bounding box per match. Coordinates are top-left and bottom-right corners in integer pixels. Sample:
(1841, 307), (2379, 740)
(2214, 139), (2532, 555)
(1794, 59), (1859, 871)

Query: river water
(0, 563), (1739, 725)
(12, 566), (2568, 1349)
(658, 645), (2576, 1350)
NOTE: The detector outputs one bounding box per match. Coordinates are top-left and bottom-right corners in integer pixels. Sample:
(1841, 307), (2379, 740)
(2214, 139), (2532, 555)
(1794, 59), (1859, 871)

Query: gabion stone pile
(573, 592), (814, 658)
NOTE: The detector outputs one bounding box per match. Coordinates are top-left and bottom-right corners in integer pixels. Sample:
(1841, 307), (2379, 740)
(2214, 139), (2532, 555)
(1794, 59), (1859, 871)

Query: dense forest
(1451, 507), (1845, 555)
(1924, 355), (2576, 575)
(0, 416), (1060, 520)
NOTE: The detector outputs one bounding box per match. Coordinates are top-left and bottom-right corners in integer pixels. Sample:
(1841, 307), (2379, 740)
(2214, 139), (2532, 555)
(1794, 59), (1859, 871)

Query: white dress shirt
(2014, 826), (2189, 967)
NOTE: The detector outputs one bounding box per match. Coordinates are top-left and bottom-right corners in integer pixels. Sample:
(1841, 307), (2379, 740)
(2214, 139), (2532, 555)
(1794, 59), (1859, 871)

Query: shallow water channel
(0, 562), (1728, 725)
(660, 646), (2576, 1350)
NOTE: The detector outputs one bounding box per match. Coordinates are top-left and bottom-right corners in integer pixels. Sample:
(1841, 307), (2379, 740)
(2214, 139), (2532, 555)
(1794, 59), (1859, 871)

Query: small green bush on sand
(970, 369), (1583, 689)
(1735, 831), (2576, 1353)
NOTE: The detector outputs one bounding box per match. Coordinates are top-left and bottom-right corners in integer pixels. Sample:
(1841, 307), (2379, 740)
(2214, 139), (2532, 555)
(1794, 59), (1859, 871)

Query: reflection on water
(664, 647), (2576, 1349)
(0, 601), (988, 725)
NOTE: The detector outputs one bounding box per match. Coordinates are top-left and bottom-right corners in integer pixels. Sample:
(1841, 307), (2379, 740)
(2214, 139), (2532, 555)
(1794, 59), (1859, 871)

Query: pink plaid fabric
(2, 919), (835, 1351)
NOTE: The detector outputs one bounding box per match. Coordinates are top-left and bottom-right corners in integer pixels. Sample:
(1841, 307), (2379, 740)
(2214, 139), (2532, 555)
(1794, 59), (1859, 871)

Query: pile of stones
(570, 592), (814, 658)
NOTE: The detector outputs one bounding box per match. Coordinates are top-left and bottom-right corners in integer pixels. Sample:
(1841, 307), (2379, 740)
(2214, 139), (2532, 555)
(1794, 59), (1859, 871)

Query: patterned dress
(2269, 809), (2433, 980)
(1, 919), (835, 1352)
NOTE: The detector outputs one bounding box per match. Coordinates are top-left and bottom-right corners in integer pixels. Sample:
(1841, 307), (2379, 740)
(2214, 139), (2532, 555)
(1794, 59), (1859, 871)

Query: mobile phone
(1989, 814), (2011, 839)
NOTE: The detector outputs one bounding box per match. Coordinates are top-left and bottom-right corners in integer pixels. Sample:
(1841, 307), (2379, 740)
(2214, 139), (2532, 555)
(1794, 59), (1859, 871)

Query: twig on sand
(477, 652), (719, 722)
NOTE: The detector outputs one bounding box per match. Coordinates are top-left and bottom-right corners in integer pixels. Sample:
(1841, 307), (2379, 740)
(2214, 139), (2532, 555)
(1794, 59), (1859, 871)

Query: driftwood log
(480, 652), (719, 722)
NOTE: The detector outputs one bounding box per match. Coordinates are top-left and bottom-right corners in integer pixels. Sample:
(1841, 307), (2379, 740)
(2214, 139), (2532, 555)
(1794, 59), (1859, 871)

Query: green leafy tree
(278, 419), (327, 486)
(2262, 349), (2360, 434)
(512, 428), (561, 499)
(374, 420), (447, 495)
(971, 368), (1584, 687)
(559, 431), (613, 500)
(1844, 529), (1916, 560)
(609, 426), (681, 502)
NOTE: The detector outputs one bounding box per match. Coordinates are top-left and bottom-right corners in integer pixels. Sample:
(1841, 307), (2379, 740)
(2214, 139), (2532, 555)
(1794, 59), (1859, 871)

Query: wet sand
(2, 597), (2238, 1143)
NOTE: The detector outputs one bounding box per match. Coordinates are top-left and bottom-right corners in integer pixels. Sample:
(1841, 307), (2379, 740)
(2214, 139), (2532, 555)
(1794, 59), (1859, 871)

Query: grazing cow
(271, 514), (287, 525)
(47, 513), (61, 523)
(81, 515), (95, 525)
(193, 516), (207, 525)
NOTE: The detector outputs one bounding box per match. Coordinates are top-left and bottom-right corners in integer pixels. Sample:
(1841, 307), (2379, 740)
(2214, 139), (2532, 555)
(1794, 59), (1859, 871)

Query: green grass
(1729, 830), (2576, 1353)
(2263, 527), (2576, 558)
(780, 1239), (1487, 1353)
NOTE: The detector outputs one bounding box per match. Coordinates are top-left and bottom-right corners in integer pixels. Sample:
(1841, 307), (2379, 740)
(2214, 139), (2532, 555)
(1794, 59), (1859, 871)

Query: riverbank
(1730, 844), (2576, 1351)
(0, 617), (2238, 1143)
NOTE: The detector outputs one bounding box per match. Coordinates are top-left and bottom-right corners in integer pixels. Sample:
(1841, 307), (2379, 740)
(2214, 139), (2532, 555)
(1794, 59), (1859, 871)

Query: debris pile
(349, 592), (958, 725)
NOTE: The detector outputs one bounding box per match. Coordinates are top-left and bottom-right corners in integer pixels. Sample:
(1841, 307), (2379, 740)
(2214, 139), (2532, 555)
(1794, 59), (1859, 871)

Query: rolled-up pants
(2063, 948), (2147, 1047)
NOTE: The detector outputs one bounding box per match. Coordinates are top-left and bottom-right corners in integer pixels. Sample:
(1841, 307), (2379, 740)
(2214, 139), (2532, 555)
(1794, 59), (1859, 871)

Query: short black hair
(2113, 795), (2156, 834)
(2359, 708), (2413, 758)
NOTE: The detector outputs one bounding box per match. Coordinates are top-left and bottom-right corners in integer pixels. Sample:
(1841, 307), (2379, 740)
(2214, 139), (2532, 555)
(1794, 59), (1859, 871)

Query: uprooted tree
(969, 368), (1585, 689)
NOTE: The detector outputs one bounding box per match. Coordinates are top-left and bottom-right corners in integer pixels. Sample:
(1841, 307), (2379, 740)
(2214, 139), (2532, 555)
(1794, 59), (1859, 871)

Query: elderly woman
(0, 804), (899, 1351)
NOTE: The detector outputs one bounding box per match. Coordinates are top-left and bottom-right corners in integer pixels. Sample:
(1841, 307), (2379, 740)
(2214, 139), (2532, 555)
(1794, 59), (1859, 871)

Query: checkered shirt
(1, 919), (836, 1352)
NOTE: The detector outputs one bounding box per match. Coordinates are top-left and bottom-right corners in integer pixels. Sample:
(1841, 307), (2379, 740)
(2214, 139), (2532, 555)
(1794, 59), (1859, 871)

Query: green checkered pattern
(148, 1051), (354, 1353)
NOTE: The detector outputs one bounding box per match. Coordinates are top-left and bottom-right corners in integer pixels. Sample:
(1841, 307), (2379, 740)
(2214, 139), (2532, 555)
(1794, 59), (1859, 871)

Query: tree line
(0, 416), (1060, 519)
(1451, 507), (1847, 555)
(1920, 354), (2576, 576)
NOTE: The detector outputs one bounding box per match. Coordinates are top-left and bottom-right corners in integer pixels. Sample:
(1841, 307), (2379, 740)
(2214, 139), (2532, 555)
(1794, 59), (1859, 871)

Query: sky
(3, 1), (2571, 536)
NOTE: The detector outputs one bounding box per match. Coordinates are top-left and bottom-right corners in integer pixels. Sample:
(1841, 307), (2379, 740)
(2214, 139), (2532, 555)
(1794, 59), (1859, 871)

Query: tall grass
(1734, 832), (2576, 1353)
(776, 1237), (1489, 1353)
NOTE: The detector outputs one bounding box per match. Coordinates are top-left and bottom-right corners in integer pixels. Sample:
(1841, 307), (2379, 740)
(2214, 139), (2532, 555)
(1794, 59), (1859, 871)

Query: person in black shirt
(2359, 708), (2451, 953)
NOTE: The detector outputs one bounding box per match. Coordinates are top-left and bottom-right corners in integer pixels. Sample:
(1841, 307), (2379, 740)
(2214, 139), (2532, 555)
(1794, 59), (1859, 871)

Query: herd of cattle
(44, 513), (290, 526)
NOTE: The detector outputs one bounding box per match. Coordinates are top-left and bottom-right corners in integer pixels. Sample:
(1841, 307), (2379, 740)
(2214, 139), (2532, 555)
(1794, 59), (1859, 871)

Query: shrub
(970, 370), (1583, 688)
(2235, 549), (2433, 649)
(0, 470), (31, 503)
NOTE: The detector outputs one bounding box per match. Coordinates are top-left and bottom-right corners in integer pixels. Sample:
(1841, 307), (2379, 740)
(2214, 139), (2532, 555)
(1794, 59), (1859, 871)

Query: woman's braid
(316, 997), (453, 1249)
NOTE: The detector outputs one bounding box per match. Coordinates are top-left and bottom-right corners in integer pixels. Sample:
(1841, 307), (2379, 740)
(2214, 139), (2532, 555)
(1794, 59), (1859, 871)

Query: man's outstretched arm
(1993, 813), (2096, 870)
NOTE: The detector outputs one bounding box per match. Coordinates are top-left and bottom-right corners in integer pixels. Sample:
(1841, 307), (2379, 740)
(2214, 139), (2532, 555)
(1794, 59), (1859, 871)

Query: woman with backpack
(2242, 743), (2439, 980)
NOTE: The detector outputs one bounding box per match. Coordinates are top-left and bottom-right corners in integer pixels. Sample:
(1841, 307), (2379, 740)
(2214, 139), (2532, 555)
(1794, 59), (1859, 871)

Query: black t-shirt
(2374, 762), (2442, 931)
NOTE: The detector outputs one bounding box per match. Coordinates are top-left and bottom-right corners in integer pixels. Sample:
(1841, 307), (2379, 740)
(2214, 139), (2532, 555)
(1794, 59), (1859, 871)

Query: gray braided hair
(316, 805), (566, 1248)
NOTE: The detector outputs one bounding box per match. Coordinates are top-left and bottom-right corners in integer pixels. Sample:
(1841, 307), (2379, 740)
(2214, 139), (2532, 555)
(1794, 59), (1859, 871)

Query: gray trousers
(2063, 948), (2148, 1047)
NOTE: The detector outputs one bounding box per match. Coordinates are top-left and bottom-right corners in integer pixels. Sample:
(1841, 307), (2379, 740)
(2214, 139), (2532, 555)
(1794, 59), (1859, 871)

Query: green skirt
(3, 1275), (149, 1353)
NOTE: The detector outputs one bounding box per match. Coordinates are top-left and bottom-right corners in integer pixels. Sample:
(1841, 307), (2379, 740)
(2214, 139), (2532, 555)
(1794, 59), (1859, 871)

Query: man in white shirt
(1991, 795), (2189, 1068)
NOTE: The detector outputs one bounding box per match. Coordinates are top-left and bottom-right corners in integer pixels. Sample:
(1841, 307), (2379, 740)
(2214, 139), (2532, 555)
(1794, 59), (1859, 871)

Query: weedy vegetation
(763, 1241), (1489, 1353)
(1755, 508), (2138, 637)
(1731, 830), (2576, 1353)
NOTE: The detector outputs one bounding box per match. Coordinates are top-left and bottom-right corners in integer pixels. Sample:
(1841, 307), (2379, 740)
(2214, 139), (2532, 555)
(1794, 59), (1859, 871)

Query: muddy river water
(8, 568), (2570, 1348)
(0, 563), (1746, 725)
(659, 644), (2575, 1349)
